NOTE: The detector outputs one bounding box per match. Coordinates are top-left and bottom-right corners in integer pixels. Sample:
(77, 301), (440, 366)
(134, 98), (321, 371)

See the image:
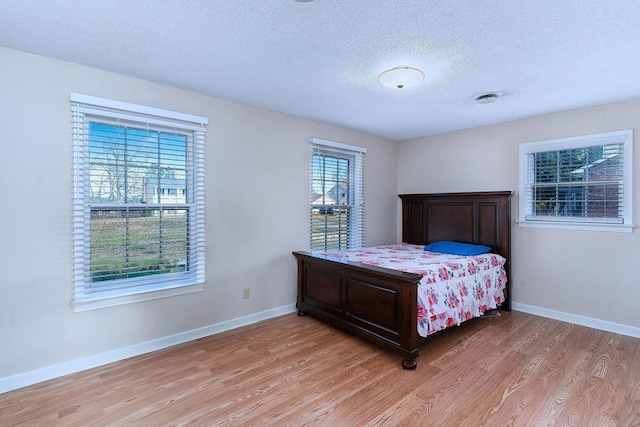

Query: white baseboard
(0, 304), (297, 394)
(5, 302), (635, 395)
(512, 302), (640, 338)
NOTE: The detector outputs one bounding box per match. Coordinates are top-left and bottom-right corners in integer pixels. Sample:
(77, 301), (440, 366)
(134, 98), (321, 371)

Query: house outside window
(310, 138), (366, 251)
(518, 130), (633, 232)
(71, 94), (207, 311)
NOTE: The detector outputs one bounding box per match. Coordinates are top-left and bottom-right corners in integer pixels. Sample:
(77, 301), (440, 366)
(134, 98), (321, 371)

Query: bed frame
(293, 191), (512, 369)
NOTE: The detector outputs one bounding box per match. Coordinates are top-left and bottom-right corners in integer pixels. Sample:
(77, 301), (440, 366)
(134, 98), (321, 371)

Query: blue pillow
(424, 241), (491, 256)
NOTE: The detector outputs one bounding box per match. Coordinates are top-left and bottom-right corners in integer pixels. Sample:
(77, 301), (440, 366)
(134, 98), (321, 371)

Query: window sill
(515, 219), (634, 233)
(72, 282), (205, 312)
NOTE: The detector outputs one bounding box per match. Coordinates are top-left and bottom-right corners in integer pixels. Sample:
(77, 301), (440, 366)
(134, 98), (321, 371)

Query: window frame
(71, 93), (208, 311)
(518, 129), (633, 232)
(309, 138), (366, 252)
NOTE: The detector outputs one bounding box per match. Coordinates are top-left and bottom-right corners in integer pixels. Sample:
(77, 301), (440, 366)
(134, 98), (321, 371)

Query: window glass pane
(529, 143), (623, 221)
(533, 150), (558, 183)
(89, 124), (126, 203)
(125, 128), (159, 170)
(585, 183), (621, 219)
(90, 208), (188, 284)
(311, 208), (350, 251)
(89, 123), (187, 205)
(125, 166), (148, 203)
(88, 122), (190, 285)
(310, 151), (356, 251)
(533, 186), (559, 217)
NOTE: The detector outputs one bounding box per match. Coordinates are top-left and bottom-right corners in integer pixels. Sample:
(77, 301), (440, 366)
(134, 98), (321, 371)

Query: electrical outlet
(243, 288), (250, 299)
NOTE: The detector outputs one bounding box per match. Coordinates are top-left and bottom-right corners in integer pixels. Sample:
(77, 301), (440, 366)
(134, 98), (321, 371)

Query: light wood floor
(2, 311), (640, 426)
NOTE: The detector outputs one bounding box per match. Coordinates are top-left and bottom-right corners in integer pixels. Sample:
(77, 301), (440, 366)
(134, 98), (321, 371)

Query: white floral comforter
(318, 243), (507, 338)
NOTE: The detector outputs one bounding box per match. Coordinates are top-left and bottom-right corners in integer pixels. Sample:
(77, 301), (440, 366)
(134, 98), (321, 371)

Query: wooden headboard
(399, 191), (513, 310)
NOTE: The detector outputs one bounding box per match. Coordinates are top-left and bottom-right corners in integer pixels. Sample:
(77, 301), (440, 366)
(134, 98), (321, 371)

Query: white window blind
(71, 93), (207, 310)
(519, 130), (633, 232)
(310, 138), (366, 251)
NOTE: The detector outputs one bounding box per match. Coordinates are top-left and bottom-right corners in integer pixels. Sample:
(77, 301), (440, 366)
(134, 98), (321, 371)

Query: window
(310, 138), (366, 251)
(71, 94), (207, 310)
(519, 130), (633, 232)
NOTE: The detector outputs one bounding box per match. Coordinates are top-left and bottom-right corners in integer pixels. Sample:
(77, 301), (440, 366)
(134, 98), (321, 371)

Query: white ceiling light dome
(377, 66), (425, 89)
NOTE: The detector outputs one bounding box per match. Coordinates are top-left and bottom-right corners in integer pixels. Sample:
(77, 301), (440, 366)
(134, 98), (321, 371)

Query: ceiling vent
(474, 92), (502, 104)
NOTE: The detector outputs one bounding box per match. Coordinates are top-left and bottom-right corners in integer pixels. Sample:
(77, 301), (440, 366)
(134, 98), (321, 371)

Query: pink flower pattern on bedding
(318, 243), (507, 338)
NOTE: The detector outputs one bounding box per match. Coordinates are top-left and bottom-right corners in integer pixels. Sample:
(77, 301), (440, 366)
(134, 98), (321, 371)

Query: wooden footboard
(293, 251), (423, 369)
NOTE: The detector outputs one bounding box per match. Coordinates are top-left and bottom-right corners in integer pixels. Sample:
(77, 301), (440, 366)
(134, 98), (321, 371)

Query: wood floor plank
(2, 311), (640, 426)
(362, 393), (425, 427)
(619, 386), (640, 425)
(237, 346), (381, 425)
(464, 327), (586, 426)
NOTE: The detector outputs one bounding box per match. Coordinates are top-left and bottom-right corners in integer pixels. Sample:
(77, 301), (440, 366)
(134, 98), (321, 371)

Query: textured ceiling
(1, 1), (640, 140)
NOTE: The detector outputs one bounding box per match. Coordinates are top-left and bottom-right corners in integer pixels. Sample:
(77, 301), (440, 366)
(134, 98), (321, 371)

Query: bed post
(296, 255), (306, 316)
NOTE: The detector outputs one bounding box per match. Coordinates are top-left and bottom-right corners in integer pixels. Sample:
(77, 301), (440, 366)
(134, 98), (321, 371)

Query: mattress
(318, 243), (508, 337)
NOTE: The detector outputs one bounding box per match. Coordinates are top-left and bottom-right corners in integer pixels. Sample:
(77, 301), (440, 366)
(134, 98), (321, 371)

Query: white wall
(398, 99), (640, 328)
(0, 46), (399, 379)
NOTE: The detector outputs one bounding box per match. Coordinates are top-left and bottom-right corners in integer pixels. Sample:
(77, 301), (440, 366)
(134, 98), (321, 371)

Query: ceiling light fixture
(377, 66), (425, 89)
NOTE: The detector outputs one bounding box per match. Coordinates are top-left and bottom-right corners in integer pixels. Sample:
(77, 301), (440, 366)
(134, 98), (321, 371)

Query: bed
(292, 191), (512, 369)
